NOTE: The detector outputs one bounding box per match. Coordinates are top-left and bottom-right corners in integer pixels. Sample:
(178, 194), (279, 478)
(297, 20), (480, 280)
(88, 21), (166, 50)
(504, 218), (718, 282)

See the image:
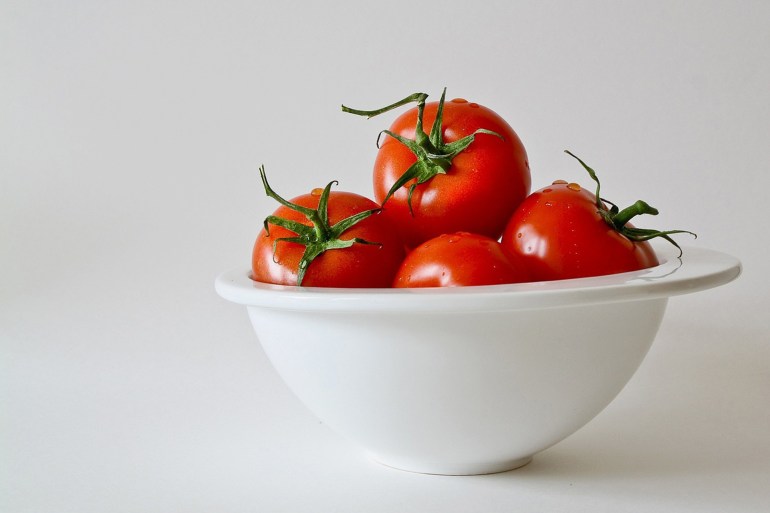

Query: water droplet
(552, 179), (568, 185)
(545, 201), (553, 207)
(567, 183), (581, 191)
(543, 188), (552, 193)
(517, 232), (523, 239)
(447, 236), (459, 243)
(451, 98), (468, 103)
(469, 102), (479, 108)
(311, 187), (323, 196)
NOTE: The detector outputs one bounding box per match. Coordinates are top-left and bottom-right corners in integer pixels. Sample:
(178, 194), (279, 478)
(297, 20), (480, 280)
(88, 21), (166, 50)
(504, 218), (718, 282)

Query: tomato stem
(612, 200), (659, 228)
(563, 150), (697, 256)
(341, 93), (428, 119)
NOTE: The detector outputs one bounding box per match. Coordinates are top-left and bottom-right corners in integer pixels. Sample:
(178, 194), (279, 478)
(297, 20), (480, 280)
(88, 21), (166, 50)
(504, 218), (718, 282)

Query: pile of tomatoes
(251, 89), (693, 288)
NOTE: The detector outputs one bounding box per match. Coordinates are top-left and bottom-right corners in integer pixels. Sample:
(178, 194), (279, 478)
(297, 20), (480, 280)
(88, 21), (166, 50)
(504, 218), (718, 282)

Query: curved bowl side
(248, 298), (668, 475)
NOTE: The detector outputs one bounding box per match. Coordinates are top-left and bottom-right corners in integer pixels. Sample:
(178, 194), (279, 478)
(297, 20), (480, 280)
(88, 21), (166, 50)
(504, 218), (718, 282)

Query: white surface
(2, 0), (769, 511)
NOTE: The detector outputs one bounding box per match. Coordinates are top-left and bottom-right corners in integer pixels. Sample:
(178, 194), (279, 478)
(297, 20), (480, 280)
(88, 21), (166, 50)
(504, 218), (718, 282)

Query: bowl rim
(214, 244), (741, 312)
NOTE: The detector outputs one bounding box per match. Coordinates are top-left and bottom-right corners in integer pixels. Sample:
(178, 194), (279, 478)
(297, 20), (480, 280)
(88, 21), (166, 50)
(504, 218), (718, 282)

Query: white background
(2, 1), (769, 511)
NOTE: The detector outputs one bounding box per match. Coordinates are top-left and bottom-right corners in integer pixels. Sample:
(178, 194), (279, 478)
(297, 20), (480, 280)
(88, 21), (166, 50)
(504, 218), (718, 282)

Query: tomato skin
(393, 232), (531, 288)
(501, 182), (659, 281)
(374, 99), (530, 248)
(252, 191), (405, 287)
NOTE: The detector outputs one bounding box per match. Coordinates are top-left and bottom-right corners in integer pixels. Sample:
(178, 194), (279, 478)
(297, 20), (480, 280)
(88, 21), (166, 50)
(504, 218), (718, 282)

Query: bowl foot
(367, 453), (534, 476)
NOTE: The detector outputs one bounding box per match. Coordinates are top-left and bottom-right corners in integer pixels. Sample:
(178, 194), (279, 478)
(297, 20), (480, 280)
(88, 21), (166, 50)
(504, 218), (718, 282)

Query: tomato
(252, 167), (405, 287)
(393, 232), (531, 288)
(343, 90), (530, 248)
(501, 151), (694, 281)
(501, 181), (659, 281)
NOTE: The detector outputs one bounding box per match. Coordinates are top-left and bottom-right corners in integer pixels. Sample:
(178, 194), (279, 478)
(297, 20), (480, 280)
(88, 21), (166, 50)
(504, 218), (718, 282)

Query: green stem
(612, 200), (659, 229)
(563, 151), (696, 256)
(341, 92), (427, 119)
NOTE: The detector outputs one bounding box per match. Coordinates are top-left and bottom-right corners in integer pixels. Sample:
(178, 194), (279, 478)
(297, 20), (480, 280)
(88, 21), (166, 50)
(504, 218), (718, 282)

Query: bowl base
(367, 453), (534, 476)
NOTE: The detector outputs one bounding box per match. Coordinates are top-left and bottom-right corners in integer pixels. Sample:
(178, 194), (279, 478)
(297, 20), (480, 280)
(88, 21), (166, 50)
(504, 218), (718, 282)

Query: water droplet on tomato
(517, 232), (523, 238)
(447, 236), (459, 243)
(567, 183), (581, 191)
(545, 201), (553, 207)
(451, 98), (468, 103)
(543, 188), (552, 193)
(552, 179), (568, 185)
(311, 187), (323, 196)
(469, 102), (480, 108)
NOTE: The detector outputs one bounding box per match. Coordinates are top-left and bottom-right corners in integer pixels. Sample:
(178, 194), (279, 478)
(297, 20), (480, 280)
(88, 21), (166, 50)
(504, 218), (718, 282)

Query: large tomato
(501, 151), (693, 281)
(252, 167), (405, 287)
(393, 232), (530, 287)
(344, 90), (530, 248)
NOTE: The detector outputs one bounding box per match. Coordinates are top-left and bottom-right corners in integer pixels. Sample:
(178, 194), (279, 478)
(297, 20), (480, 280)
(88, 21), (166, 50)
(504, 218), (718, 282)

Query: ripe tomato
(252, 167), (405, 287)
(393, 232), (531, 288)
(501, 151), (694, 281)
(344, 90), (530, 248)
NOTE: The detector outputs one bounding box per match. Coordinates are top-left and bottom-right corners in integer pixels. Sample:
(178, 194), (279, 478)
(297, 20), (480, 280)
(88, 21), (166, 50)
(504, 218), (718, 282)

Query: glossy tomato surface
(501, 181), (659, 281)
(393, 232), (530, 287)
(375, 98), (530, 248)
(252, 190), (405, 287)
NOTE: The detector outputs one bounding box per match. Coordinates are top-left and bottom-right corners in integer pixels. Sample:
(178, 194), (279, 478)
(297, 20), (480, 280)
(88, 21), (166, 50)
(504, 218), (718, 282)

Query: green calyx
(564, 150), (696, 256)
(342, 88), (501, 214)
(259, 165), (381, 286)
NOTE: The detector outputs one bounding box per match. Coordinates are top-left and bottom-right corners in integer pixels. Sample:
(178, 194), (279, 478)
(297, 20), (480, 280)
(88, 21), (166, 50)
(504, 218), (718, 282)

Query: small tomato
(343, 89), (530, 248)
(393, 232), (530, 288)
(501, 151), (694, 281)
(252, 167), (405, 287)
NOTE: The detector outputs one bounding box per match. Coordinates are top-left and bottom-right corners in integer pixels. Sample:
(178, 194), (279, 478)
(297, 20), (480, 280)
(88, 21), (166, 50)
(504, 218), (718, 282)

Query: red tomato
(501, 180), (659, 281)
(344, 91), (530, 248)
(501, 151), (693, 281)
(393, 232), (531, 288)
(252, 168), (405, 287)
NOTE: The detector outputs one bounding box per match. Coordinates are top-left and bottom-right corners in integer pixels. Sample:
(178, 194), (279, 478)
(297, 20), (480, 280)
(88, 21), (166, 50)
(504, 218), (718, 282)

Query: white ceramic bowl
(215, 244), (740, 475)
